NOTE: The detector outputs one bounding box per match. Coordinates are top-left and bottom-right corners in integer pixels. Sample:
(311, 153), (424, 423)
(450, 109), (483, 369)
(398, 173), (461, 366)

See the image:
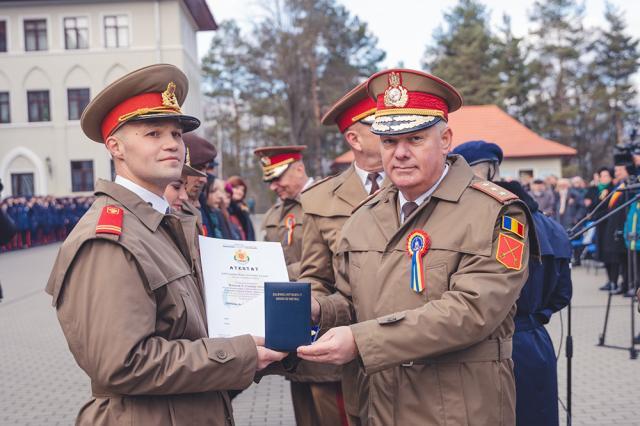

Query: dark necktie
(401, 201), (418, 223)
(368, 172), (380, 195)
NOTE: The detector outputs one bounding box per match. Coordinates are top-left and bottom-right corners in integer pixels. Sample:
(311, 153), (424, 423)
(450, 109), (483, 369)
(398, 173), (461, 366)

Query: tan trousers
(290, 381), (347, 426)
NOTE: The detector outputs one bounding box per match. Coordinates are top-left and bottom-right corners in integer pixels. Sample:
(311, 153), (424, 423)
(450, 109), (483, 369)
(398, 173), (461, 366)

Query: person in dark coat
(497, 181), (572, 426)
(226, 176), (256, 241)
(454, 142), (571, 426)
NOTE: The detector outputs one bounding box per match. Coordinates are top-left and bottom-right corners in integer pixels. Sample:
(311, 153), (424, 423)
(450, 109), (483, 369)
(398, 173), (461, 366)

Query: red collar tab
(96, 205), (123, 236)
(336, 97), (376, 133)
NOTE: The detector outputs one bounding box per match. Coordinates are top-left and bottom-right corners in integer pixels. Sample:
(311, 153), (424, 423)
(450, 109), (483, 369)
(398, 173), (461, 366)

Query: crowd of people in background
(521, 168), (637, 297)
(0, 195), (94, 252)
(199, 174), (256, 241)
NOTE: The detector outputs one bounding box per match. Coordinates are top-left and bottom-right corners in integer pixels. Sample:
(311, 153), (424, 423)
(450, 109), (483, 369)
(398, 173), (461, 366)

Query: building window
(24, 19), (47, 51)
(11, 173), (34, 197)
(0, 92), (9, 123)
(71, 160), (94, 192)
(0, 21), (7, 52)
(104, 15), (129, 48)
(67, 88), (90, 120)
(27, 90), (50, 122)
(64, 17), (89, 49)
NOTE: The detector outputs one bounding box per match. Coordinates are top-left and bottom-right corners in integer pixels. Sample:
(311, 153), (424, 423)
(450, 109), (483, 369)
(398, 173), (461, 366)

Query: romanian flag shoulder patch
(96, 205), (123, 236)
(496, 233), (524, 270)
(501, 215), (525, 239)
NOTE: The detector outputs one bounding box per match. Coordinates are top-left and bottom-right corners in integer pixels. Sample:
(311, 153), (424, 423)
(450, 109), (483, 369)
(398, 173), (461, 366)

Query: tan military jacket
(46, 180), (258, 426)
(261, 192), (340, 383)
(299, 164), (370, 416)
(318, 156), (532, 426)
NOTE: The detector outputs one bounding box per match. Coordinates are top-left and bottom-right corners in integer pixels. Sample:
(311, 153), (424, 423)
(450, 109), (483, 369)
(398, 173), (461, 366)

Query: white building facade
(0, 0), (216, 197)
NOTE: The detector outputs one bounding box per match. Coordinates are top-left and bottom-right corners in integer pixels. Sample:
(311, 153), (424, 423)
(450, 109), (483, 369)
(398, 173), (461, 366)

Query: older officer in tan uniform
(255, 146), (346, 426)
(45, 64), (285, 426)
(299, 81), (384, 425)
(300, 69), (532, 425)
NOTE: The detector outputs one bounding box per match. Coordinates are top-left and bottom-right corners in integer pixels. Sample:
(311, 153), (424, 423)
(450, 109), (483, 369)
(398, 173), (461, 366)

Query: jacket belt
(91, 382), (121, 398)
(401, 338), (512, 367)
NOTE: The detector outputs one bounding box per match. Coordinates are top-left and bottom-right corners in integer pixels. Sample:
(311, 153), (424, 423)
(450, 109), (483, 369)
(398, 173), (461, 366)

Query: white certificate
(199, 236), (289, 338)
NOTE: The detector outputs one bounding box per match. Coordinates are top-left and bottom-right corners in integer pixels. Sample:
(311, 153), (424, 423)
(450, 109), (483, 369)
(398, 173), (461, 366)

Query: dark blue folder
(264, 282), (312, 351)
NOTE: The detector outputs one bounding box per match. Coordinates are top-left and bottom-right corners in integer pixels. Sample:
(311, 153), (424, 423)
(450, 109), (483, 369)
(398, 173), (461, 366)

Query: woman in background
(227, 176), (256, 241)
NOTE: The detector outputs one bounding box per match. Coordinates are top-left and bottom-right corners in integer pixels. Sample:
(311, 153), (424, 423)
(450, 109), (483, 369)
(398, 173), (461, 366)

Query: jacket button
(216, 350), (228, 360)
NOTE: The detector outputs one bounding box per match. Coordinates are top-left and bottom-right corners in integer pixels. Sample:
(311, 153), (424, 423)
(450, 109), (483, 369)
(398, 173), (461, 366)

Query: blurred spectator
(0, 195), (93, 252)
(0, 180), (17, 301)
(529, 179), (556, 216)
(223, 183), (243, 240)
(199, 176), (238, 240)
(227, 176), (256, 241)
(556, 178), (586, 229)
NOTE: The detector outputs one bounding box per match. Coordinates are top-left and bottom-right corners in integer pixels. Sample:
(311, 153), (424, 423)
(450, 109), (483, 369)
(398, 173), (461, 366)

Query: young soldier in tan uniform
(254, 146), (347, 426)
(45, 64), (285, 426)
(299, 69), (533, 425)
(299, 81), (384, 425)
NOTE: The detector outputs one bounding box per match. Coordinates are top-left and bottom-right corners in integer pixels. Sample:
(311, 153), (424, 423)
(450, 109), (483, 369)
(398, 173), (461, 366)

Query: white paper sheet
(199, 236), (289, 338)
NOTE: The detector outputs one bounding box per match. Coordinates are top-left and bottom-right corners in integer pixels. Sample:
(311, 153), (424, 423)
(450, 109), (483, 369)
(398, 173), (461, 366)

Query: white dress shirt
(398, 164), (449, 223)
(114, 175), (170, 214)
(354, 162), (385, 194)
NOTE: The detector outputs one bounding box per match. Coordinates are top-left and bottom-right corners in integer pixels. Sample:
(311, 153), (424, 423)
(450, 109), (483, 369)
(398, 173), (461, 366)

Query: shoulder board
(95, 205), (123, 238)
(470, 181), (518, 203)
(302, 174), (338, 194)
(351, 189), (381, 214)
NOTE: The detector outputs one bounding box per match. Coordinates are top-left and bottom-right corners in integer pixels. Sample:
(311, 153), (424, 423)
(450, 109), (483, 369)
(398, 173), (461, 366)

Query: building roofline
(0, 0), (217, 31)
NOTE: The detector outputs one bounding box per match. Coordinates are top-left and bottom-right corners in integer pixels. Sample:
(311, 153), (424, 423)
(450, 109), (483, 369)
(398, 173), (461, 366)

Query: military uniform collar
(114, 175), (170, 214)
(353, 162), (385, 191)
(95, 179), (165, 232)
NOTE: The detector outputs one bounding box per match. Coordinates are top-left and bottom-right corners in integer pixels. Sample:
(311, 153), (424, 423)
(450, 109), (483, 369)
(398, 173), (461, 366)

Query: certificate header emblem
(233, 249), (250, 264)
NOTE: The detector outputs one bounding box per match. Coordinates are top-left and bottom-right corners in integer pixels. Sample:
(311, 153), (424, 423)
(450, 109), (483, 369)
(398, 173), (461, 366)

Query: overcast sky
(198, 0), (640, 69)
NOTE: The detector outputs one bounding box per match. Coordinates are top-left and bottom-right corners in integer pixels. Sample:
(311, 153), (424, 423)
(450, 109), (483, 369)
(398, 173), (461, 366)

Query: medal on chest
(284, 214), (295, 246)
(407, 230), (431, 293)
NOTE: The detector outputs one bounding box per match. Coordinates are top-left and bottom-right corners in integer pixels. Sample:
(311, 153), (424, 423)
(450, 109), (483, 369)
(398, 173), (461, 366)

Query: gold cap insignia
(384, 72), (408, 108)
(162, 82), (180, 111)
(261, 156), (272, 167)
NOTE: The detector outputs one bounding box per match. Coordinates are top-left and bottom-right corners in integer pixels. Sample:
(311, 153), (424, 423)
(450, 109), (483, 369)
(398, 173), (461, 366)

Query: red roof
(333, 104), (576, 164)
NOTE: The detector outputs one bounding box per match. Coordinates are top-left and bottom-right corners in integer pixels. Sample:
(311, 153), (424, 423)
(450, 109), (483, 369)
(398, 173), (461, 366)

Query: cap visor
(370, 115), (442, 136)
(128, 113), (201, 133)
(183, 163), (206, 177)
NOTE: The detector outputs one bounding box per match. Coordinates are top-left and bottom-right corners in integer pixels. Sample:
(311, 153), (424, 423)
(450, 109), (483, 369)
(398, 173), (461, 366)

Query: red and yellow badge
(96, 205), (123, 236)
(406, 230), (431, 293)
(284, 214), (296, 246)
(496, 233), (524, 270)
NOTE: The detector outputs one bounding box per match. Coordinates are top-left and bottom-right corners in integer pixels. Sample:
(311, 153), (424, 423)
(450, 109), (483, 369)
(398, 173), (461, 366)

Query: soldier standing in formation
(299, 69), (532, 425)
(299, 81), (385, 425)
(45, 64), (286, 425)
(255, 146), (347, 426)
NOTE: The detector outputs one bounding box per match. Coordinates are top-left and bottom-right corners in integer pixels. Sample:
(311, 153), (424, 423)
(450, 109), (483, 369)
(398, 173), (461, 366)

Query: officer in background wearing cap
(45, 64), (286, 426)
(454, 140), (572, 426)
(299, 69), (532, 425)
(255, 146), (343, 426)
(164, 147), (206, 212)
(301, 80), (386, 426)
(181, 132), (217, 232)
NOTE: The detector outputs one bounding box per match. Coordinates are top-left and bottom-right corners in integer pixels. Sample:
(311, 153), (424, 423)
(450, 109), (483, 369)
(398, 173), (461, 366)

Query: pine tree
(527, 0), (586, 146)
(424, 0), (502, 106)
(495, 15), (535, 121)
(591, 2), (640, 146)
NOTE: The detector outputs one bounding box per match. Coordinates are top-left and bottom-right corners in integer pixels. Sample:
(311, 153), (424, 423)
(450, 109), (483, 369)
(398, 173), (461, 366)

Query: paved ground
(0, 244), (638, 425)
